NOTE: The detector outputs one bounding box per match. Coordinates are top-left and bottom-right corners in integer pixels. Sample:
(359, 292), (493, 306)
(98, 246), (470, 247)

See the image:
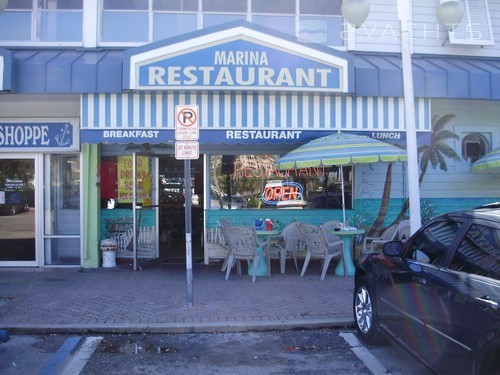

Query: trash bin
(100, 238), (117, 268)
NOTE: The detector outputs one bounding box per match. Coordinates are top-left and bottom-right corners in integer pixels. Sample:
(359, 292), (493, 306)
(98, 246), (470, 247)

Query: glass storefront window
(154, 0), (198, 11)
(251, 0), (295, 14)
(298, 16), (343, 45)
(0, 0), (83, 43)
(203, 0), (246, 12)
(0, 158), (35, 263)
(209, 154), (352, 210)
(101, 10), (149, 42)
(103, 0), (148, 10)
(203, 14), (246, 28)
(251, 15), (295, 35)
(44, 155), (81, 266)
(98, 0), (346, 47)
(300, 1), (341, 15)
(153, 13), (197, 39)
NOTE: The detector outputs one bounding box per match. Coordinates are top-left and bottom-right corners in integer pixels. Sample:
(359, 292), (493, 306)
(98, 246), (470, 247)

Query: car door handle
(475, 296), (499, 311)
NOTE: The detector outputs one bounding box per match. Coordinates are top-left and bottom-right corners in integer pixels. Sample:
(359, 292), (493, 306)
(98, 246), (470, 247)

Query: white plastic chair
(298, 223), (343, 280)
(320, 221), (346, 276)
(362, 220), (410, 254)
(398, 220), (411, 242)
(262, 221), (302, 275)
(222, 226), (261, 282)
(218, 218), (234, 272)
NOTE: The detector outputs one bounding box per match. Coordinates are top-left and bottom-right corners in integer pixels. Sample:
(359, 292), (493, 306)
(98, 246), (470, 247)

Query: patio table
(333, 228), (364, 277)
(248, 230), (279, 277)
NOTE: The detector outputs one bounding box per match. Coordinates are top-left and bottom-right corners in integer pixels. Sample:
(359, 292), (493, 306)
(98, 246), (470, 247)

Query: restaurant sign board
(124, 22), (353, 93)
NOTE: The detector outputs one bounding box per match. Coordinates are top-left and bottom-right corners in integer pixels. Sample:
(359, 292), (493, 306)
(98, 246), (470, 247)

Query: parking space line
(340, 332), (388, 375)
(36, 336), (82, 375)
(57, 336), (103, 375)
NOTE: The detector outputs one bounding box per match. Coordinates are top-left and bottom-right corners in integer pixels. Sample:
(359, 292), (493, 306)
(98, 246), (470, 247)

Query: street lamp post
(341, 0), (464, 234)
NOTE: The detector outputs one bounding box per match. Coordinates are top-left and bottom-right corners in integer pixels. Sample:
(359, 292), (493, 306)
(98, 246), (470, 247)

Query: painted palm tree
(369, 114), (460, 235)
(390, 113), (461, 226)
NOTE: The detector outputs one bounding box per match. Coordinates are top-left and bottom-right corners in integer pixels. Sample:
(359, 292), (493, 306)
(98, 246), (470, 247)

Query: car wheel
(9, 206), (16, 216)
(353, 275), (380, 343)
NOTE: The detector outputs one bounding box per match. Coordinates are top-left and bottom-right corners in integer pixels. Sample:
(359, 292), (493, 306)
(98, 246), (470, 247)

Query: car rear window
(449, 224), (500, 279)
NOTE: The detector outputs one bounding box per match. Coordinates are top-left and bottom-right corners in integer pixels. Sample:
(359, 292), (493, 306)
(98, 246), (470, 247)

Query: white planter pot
(102, 250), (116, 268)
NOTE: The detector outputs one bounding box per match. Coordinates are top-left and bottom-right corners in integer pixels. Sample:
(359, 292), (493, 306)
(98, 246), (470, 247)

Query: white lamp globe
(436, 0), (465, 31)
(341, 0), (371, 29)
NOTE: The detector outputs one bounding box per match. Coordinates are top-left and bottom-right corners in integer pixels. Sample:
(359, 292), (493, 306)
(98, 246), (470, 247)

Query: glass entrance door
(43, 154), (81, 266)
(132, 153), (159, 270)
(159, 155), (204, 263)
(0, 156), (36, 265)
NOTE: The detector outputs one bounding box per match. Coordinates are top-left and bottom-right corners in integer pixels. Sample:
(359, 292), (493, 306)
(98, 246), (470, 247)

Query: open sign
(260, 180), (307, 208)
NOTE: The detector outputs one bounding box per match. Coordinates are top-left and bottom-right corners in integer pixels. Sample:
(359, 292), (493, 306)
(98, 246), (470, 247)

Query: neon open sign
(260, 181), (305, 206)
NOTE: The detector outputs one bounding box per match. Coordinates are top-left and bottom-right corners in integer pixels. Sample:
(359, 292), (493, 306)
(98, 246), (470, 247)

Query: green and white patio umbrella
(470, 148), (500, 173)
(273, 132), (407, 224)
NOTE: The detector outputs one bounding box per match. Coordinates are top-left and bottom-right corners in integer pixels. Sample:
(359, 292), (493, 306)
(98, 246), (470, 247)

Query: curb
(1, 318), (355, 335)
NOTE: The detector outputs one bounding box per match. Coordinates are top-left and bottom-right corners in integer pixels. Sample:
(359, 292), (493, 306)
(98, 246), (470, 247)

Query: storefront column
(82, 143), (100, 268)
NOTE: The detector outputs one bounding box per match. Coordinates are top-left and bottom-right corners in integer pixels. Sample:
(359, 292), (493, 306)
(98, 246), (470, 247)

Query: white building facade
(0, 1), (498, 268)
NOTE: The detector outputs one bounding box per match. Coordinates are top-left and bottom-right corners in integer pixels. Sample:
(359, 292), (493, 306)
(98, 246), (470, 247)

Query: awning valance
(80, 92), (431, 144)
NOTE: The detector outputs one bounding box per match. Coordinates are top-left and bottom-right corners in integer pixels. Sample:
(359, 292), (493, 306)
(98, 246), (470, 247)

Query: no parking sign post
(175, 105), (199, 307)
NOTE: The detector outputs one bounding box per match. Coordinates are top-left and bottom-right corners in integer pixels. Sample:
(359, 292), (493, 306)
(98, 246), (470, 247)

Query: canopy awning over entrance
(6, 48), (500, 100)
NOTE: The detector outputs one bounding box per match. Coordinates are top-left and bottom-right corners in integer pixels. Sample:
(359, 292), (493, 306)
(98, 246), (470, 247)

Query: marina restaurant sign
(124, 22), (353, 93)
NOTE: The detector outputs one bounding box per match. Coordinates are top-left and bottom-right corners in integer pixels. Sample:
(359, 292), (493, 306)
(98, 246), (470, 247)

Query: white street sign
(175, 105), (199, 141)
(175, 141), (199, 160)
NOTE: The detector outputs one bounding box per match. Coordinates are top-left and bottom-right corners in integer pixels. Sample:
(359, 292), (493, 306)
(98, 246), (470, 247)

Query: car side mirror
(382, 240), (403, 257)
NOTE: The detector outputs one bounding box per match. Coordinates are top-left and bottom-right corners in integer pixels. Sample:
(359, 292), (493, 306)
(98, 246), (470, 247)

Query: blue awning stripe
(81, 93), (430, 132)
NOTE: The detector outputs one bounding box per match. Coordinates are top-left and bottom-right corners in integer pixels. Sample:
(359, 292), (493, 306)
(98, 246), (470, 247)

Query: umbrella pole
(340, 165), (346, 225)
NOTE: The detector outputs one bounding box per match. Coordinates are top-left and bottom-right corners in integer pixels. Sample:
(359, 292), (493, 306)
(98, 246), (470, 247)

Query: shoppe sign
(125, 23), (353, 93)
(0, 121), (79, 152)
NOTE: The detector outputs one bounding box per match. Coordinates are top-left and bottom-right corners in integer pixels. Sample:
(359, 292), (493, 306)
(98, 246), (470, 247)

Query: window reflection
(98, 0), (346, 46)
(210, 155), (352, 210)
(251, 0), (295, 14)
(154, 0), (198, 11)
(0, 0), (83, 42)
(203, 0), (246, 12)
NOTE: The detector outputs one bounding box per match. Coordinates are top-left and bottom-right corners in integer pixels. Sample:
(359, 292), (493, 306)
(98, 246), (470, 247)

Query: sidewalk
(0, 262), (355, 334)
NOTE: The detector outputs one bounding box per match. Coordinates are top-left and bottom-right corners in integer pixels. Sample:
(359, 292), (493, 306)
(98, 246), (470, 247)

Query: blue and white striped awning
(81, 92), (430, 145)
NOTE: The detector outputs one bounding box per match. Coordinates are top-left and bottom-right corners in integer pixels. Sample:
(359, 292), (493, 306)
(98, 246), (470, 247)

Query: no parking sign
(175, 105), (199, 141)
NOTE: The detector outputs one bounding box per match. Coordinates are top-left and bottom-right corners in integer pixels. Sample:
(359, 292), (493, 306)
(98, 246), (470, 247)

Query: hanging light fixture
(0, 0), (8, 13)
(341, 0), (371, 29)
(436, 0), (465, 31)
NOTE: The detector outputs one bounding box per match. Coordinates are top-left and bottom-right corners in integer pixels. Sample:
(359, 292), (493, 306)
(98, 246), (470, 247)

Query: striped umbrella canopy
(470, 148), (500, 173)
(273, 132), (407, 170)
(273, 132), (407, 223)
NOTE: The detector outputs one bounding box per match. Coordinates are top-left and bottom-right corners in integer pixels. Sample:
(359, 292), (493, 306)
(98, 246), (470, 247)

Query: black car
(353, 204), (500, 375)
(0, 192), (30, 216)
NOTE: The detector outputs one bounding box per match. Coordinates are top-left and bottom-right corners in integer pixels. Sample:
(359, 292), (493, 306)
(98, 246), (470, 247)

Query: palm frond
(432, 114), (456, 132)
(432, 129), (460, 143)
(436, 153), (448, 171)
(436, 143), (461, 160)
